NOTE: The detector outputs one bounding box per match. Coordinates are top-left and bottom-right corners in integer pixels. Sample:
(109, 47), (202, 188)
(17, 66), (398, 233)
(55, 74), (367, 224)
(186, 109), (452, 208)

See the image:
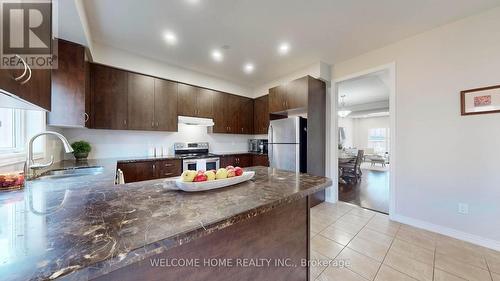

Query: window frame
(0, 109), (46, 168)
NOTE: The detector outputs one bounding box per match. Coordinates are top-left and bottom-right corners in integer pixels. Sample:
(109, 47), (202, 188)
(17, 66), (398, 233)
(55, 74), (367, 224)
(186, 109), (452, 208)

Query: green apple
(181, 170), (197, 182)
(204, 170), (216, 181)
(215, 168), (228, 179)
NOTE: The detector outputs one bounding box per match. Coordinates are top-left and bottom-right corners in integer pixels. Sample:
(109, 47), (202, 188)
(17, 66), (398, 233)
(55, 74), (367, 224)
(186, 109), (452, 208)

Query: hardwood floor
(338, 167), (389, 214)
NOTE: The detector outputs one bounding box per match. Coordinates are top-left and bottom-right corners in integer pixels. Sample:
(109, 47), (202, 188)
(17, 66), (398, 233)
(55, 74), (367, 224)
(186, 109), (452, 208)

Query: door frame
(332, 62), (396, 216)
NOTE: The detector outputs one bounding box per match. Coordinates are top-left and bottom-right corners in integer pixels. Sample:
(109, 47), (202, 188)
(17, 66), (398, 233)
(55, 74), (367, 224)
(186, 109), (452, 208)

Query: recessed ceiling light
(211, 50), (223, 62)
(243, 63), (255, 74)
(163, 31), (178, 45)
(278, 42), (290, 55)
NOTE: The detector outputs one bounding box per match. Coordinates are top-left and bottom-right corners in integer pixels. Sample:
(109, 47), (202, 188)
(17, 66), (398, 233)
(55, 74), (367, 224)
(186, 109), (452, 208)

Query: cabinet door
(117, 161), (155, 183)
(177, 83), (197, 117)
(287, 76), (308, 109)
(127, 73), (155, 130)
(156, 159), (182, 178)
(239, 97), (254, 134)
(220, 155), (237, 168)
(269, 84), (287, 113)
(154, 79), (178, 131)
(252, 155), (269, 167)
(17, 68), (51, 110)
(224, 94), (240, 133)
(49, 40), (86, 126)
(0, 68), (20, 98)
(212, 91), (227, 133)
(91, 64), (128, 129)
(196, 88), (214, 118)
(236, 154), (253, 168)
(253, 95), (269, 134)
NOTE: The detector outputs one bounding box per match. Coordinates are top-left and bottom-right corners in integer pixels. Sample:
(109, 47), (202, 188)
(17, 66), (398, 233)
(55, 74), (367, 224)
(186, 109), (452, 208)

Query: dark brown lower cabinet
(252, 154), (269, 167)
(117, 159), (182, 184)
(220, 154), (255, 168)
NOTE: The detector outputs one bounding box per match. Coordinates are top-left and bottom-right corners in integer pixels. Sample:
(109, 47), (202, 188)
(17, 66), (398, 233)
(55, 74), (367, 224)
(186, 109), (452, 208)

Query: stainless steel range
(174, 142), (220, 172)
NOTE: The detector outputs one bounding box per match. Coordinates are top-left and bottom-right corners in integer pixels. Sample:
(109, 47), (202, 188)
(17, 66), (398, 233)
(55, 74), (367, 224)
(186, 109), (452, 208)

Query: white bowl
(174, 171), (255, 192)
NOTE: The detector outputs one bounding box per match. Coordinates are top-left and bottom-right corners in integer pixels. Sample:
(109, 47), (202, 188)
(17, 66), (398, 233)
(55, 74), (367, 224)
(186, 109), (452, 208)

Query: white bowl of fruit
(174, 166), (255, 192)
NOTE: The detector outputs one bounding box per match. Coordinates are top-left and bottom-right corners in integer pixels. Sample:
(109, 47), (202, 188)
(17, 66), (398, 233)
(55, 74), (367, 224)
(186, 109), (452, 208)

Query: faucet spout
(25, 131), (74, 179)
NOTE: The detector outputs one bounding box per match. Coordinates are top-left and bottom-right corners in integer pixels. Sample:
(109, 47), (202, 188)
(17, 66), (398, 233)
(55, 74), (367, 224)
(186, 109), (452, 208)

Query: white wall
(352, 116), (390, 150)
(332, 7), (500, 248)
(62, 124), (251, 159)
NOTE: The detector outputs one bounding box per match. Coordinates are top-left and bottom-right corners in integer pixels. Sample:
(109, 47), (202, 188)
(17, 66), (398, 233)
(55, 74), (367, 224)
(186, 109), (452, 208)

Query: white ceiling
(338, 70), (389, 109)
(80, 0), (500, 87)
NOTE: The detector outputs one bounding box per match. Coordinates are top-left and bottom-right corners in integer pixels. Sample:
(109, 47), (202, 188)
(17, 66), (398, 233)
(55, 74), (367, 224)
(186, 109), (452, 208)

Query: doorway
(333, 64), (396, 215)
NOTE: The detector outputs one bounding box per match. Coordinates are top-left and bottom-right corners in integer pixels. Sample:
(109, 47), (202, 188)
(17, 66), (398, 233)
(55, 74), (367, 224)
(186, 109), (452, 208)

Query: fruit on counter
(226, 165), (234, 170)
(204, 170), (216, 181)
(234, 167), (243, 176)
(215, 168), (228, 179)
(227, 168), (236, 178)
(193, 172), (208, 182)
(181, 170), (197, 182)
(0, 173), (24, 189)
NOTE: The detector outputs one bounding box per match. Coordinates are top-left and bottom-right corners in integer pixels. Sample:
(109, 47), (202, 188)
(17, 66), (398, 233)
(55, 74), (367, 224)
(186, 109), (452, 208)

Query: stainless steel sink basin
(36, 166), (104, 180)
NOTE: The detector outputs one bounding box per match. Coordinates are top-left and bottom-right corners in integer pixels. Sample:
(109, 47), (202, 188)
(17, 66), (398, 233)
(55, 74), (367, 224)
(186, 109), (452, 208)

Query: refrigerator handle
(268, 124), (273, 168)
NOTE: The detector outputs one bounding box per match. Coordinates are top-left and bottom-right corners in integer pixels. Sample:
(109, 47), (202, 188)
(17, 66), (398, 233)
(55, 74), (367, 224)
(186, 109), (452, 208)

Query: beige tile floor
(310, 201), (500, 281)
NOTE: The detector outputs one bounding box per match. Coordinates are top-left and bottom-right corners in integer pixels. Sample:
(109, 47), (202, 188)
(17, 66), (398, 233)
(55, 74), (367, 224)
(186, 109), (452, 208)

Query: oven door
(183, 159), (198, 171)
(204, 158), (220, 171)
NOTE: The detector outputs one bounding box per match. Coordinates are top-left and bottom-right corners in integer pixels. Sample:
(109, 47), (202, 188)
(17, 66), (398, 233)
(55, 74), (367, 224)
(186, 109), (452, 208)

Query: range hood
(0, 89), (46, 111)
(178, 116), (215, 126)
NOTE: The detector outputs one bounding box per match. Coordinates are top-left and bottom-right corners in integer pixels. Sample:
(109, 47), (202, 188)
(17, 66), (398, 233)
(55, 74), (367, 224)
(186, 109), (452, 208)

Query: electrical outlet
(458, 203), (469, 215)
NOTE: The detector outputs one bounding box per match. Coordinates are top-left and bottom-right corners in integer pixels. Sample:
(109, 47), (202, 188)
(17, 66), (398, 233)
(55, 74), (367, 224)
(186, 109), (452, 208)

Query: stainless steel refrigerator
(268, 117), (307, 173)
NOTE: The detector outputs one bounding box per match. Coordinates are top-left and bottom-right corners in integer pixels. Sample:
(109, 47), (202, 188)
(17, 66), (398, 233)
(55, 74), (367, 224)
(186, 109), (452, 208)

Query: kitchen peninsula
(0, 160), (331, 281)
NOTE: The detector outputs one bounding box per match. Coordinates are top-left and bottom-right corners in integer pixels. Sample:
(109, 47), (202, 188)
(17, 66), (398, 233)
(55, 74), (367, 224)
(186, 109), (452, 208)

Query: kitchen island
(0, 160), (331, 281)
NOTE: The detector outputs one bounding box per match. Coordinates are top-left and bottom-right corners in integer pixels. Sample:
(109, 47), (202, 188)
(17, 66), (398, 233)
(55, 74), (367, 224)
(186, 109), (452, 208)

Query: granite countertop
(0, 159), (330, 281)
(213, 151), (268, 156)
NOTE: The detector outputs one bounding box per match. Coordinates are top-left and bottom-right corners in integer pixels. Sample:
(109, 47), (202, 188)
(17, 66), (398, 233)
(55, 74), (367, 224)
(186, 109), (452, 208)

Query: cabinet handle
(14, 55), (32, 85)
(165, 163), (173, 167)
(124, 120), (127, 125)
(153, 164), (156, 171)
(84, 113), (89, 123)
(164, 172), (174, 176)
(152, 121), (154, 128)
(156, 122), (159, 127)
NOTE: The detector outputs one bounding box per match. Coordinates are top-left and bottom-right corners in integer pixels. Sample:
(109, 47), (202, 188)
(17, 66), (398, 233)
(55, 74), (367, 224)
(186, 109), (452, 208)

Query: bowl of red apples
(175, 166), (255, 192)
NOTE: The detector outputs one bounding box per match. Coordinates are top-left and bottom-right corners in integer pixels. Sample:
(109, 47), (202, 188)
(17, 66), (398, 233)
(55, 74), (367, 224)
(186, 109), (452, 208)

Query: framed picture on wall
(461, 85), (500, 115)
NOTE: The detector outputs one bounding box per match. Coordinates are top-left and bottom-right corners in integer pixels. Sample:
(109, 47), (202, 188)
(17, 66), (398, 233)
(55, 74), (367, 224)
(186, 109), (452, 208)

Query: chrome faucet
(24, 131), (74, 179)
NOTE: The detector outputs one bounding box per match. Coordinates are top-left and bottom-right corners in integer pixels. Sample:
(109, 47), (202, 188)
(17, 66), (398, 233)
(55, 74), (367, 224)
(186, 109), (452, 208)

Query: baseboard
(391, 214), (500, 251)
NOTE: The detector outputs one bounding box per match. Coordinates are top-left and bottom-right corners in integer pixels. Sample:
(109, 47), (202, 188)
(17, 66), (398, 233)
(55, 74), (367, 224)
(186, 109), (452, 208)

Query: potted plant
(71, 141), (92, 161)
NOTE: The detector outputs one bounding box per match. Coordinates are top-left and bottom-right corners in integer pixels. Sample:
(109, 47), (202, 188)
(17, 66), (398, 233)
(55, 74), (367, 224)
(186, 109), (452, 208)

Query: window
(0, 108), (45, 165)
(367, 128), (390, 154)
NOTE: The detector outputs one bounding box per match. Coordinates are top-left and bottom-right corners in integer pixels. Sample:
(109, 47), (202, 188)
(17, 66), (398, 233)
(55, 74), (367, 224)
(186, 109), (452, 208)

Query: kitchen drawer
(156, 159), (182, 178)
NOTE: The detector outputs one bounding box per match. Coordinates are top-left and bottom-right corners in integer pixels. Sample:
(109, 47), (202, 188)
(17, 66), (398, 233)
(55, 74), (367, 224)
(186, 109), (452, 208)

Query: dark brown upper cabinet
(239, 97), (254, 134)
(268, 77), (308, 113)
(0, 59), (51, 111)
(212, 91), (227, 133)
(253, 94), (269, 134)
(48, 39), (86, 127)
(154, 79), (178, 131)
(177, 83), (198, 117)
(225, 94), (241, 133)
(177, 84), (214, 118)
(90, 64), (128, 130)
(127, 73), (155, 130)
(269, 83), (287, 113)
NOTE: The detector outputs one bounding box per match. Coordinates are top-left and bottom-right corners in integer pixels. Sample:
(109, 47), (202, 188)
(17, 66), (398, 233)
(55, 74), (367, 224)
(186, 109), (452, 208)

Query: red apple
(193, 173), (208, 182)
(227, 168), (236, 178)
(234, 167), (243, 176)
(226, 165), (234, 170)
